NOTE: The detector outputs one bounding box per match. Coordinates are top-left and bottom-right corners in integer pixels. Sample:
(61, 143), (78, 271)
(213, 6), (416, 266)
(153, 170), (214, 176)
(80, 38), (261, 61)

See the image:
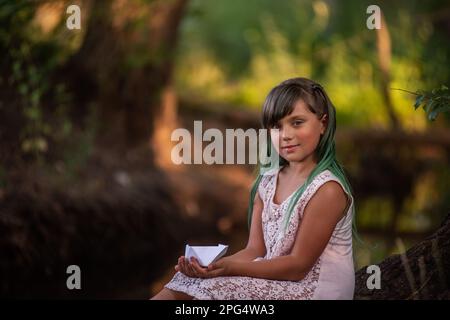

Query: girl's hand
(175, 256), (201, 278)
(191, 257), (234, 278)
(175, 256), (211, 278)
(175, 256), (234, 278)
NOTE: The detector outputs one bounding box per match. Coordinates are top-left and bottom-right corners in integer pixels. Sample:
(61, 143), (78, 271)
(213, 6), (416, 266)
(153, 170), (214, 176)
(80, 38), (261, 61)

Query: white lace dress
(164, 169), (355, 299)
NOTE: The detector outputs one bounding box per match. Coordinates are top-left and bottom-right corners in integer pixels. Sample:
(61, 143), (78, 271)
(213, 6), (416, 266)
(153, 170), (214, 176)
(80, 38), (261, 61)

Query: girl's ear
(320, 114), (328, 135)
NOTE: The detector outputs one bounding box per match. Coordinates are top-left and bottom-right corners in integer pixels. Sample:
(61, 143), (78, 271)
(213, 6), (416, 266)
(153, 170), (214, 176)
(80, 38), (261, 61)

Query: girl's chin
(281, 151), (314, 163)
(282, 153), (302, 161)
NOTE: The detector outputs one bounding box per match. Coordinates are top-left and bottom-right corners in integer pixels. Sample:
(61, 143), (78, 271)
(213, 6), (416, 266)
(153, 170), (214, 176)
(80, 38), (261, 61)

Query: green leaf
(425, 100), (436, 114)
(414, 95), (424, 110)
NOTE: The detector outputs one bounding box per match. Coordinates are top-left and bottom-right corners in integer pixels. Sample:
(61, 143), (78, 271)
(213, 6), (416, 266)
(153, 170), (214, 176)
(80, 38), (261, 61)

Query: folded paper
(185, 244), (228, 267)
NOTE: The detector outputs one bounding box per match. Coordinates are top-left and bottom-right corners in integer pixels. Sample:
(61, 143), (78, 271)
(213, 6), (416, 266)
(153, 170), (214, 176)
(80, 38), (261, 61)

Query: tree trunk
(61, 0), (188, 150)
(376, 12), (401, 130)
(355, 213), (450, 299)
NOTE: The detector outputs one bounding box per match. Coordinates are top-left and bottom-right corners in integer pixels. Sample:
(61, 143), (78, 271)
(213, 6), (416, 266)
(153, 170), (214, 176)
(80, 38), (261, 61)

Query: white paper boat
(184, 244), (229, 267)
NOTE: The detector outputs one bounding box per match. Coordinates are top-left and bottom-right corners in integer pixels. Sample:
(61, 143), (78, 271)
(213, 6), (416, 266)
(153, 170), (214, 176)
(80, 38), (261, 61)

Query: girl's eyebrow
(284, 114), (307, 120)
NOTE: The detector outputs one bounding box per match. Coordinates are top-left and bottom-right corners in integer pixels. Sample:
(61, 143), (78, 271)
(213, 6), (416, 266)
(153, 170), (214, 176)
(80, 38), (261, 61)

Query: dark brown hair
(262, 77), (329, 129)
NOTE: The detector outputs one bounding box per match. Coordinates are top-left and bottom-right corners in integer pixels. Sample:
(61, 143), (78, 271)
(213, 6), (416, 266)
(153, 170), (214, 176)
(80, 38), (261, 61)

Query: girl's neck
(284, 158), (317, 178)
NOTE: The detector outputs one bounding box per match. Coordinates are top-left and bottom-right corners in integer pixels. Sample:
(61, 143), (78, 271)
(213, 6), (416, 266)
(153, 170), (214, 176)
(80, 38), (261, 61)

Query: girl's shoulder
(304, 169), (352, 210)
(307, 169), (341, 193)
(311, 169), (344, 188)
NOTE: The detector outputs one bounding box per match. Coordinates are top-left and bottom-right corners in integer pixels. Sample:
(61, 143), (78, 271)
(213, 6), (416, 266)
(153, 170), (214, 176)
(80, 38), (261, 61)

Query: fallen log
(355, 213), (450, 299)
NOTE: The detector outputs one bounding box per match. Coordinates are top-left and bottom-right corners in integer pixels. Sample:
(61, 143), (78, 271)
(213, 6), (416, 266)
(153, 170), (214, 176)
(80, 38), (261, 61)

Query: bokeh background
(0, 0), (449, 299)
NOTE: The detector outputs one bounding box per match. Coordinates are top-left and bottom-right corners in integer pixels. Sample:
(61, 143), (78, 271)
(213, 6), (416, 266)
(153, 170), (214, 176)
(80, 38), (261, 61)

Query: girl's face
(270, 99), (327, 164)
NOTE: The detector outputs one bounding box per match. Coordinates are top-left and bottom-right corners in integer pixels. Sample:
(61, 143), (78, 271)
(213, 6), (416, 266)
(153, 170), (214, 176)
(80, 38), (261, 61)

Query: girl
(152, 77), (355, 300)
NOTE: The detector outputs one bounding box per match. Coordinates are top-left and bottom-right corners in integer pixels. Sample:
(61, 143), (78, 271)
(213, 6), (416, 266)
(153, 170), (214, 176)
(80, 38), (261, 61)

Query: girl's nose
(281, 127), (293, 141)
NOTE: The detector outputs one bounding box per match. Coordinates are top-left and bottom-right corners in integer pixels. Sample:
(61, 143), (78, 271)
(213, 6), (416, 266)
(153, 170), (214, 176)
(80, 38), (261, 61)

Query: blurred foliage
(175, 0), (450, 130)
(0, 1), (82, 162)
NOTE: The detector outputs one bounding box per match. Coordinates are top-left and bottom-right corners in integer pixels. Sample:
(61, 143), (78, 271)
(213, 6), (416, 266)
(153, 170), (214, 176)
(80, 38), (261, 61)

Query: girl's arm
(229, 181), (348, 281)
(221, 191), (267, 262)
(193, 181), (348, 281)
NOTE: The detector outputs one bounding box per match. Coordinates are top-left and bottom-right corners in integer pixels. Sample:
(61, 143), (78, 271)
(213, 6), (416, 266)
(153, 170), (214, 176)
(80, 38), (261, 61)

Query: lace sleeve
(257, 171), (276, 203)
(257, 175), (267, 202)
(295, 170), (353, 220)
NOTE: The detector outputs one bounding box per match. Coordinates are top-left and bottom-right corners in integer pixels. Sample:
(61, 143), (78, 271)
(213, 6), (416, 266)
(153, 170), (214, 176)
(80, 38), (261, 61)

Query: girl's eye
(293, 120), (304, 126)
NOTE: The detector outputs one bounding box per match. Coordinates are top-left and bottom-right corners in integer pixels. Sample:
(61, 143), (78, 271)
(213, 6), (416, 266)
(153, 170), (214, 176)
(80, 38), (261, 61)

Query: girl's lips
(282, 144), (300, 152)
